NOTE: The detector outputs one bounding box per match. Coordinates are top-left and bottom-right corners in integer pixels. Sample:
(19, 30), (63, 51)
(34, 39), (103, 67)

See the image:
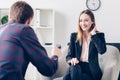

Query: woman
(63, 9), (106, 80)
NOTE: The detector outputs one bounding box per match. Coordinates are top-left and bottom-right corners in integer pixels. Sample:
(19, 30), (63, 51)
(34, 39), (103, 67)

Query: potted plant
(0, 15), (8, 24)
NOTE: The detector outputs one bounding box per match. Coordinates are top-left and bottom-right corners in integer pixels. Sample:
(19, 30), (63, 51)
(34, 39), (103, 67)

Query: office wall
(0, 0), (120, 47)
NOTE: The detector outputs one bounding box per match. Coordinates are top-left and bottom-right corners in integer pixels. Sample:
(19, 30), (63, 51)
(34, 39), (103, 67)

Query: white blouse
(80, 37), (90, 62)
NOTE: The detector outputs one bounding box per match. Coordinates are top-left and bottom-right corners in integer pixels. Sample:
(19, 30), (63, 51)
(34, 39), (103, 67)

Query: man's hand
(51, 47), (62, 57)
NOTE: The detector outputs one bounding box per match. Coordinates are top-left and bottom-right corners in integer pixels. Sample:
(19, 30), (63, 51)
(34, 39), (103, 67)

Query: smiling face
(79, 13), (93, 32)
(77, 10), (95, 42)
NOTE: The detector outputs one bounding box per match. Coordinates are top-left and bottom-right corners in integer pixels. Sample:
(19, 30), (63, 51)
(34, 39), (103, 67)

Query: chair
(54, 45), (120, 80)
(25, 45), (120, 80)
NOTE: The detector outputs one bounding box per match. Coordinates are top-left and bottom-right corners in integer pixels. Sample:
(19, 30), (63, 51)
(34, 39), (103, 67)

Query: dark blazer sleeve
(66, 33), (77, 63)
(91, 32), (106, 54)
(20, 27), (58, 76)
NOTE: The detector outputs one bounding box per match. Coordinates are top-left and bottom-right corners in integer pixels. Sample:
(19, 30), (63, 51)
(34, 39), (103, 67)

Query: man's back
(0, 22), (35, 80)
(0, 21), (29, 80)
(0, 1), (61, 80)
(0, 21), (58, 80)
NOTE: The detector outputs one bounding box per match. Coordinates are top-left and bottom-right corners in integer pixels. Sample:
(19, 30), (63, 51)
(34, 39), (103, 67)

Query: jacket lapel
(75, 41), (82, 60)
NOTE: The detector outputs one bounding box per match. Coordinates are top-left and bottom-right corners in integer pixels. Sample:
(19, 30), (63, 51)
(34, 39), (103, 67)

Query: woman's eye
(85, 19), (89, 22)
(80, 19), (89, 22)
(80, 20), (82, 22)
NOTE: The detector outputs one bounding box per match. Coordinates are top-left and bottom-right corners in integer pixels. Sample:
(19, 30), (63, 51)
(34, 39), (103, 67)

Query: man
(0, 1), (61, 80)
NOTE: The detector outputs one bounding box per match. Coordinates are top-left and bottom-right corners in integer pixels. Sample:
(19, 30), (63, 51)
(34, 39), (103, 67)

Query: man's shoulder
(10, 23), (32, 31)
(0, 25), (3, 28)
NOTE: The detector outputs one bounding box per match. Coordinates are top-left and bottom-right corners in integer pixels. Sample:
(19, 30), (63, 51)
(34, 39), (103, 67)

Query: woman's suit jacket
(66, 32), (106, 80)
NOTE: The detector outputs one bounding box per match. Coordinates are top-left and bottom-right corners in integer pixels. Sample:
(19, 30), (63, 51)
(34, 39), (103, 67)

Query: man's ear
(25, 18), (32, 25)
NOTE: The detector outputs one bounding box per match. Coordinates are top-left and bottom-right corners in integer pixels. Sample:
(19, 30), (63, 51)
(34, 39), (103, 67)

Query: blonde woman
(63, 9), (106, 80)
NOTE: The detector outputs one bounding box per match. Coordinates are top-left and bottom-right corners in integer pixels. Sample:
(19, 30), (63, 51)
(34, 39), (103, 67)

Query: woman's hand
(68, 58), (79, 65)
(90, 26), (97, 35)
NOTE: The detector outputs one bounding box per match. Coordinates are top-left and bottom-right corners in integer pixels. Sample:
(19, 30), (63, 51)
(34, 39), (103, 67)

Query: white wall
(0, 0), (120, 47)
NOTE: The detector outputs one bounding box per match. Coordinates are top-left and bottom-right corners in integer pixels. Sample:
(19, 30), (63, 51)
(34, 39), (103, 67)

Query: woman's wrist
(91, 31), (96, 35)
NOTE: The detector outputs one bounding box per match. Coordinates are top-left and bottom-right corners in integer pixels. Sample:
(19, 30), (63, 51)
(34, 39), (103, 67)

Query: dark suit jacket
(66, 32), (106, 80)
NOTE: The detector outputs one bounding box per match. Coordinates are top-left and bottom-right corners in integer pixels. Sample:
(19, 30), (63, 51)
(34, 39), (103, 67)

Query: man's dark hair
(9, 1), (34, 24)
